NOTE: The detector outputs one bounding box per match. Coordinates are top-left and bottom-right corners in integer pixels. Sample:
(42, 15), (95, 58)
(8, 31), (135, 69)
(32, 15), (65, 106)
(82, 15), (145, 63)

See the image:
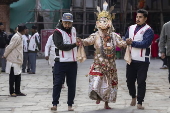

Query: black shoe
(27, 69), (30, 73)
(16, 92), (27, 96)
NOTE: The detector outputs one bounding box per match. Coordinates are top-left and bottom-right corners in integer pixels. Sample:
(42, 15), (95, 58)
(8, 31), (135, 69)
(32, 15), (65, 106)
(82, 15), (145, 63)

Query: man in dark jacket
(0, 22), (7, 72)
(159, 21), (170, 86)
(7, 27), (18, 45)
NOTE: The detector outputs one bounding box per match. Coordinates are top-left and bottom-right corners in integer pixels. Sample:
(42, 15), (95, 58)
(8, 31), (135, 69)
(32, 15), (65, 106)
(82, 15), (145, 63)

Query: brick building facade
(0, 0), (19, 33)
(0, 5), (10, 33)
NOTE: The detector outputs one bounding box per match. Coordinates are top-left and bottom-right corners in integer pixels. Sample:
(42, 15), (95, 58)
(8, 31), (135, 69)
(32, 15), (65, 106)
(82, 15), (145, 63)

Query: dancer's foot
(51, 105), (57, 111)
(130, 97), (136, 106)
(96, 99), (100, 104)
(68, 106), (74, 111)
(137, 104), (144, 110)
(104, 102), (112, 109)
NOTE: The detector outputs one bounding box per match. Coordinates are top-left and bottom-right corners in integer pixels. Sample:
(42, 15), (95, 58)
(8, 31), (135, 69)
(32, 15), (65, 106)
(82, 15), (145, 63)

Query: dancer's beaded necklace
(100, 33), (115, 59)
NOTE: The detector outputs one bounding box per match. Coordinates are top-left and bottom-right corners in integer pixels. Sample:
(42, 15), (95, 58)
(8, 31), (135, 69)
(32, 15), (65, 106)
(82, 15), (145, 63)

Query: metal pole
(35, 0), (39, 23)
(83, 0), (86, 39)
(123, 0), (128, 34)
(160, 0), (164, 28)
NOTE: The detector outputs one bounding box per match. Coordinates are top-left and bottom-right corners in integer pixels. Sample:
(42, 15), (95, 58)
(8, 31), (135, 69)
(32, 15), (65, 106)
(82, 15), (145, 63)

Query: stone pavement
(0, 59), (170, 113)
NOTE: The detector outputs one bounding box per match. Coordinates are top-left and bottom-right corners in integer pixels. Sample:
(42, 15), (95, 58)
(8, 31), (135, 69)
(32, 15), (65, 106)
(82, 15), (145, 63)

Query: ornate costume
(81, 1), (126, 103)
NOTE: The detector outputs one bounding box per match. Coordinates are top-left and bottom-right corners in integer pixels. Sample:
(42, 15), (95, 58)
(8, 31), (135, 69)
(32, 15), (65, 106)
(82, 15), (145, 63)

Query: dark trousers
(0, 48), (6, 71)
(52, 66), (65, 85)
(28, 52), (37, 73)
(52, 61), (77, 106)
(22, 52), (30, 72)
(161, 57), (167, 66)
(167, 56), (170, 83)
(9, 67), (21, 94)
(161, 48), (167, 66)
(126, 62), (149, 105)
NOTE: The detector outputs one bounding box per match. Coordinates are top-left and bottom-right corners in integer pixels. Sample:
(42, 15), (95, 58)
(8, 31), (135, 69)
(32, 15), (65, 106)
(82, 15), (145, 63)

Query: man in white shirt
(45, 34), (65, 87)
(27, 25), (41, 74)
(22, 28), (31, 73)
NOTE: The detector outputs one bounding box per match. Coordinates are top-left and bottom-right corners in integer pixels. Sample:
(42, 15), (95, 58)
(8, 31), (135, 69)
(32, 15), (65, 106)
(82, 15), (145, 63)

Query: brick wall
(0, 5), (10, 34)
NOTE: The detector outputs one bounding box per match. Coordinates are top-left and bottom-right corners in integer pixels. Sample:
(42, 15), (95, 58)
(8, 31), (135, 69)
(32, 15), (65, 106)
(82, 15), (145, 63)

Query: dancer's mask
(95, 1), (115, 30)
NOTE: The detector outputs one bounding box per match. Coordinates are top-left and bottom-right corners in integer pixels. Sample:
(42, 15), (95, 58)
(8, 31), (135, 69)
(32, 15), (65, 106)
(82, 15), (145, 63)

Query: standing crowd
(0, 1), (170, 112)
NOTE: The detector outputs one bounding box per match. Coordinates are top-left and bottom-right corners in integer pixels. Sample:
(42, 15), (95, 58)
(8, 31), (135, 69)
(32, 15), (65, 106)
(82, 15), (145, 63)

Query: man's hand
(126, 38), (132, 45)
(76, 42), (81, 46)
(2, 55), (5, 59)
(76, 37), (82, 46)
(161, 53), (165, 59)
(45, 56), (49, 60)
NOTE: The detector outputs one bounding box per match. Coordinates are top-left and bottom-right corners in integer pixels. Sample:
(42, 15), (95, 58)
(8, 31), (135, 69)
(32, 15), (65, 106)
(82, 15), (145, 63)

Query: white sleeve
(45, 35), (53, 57)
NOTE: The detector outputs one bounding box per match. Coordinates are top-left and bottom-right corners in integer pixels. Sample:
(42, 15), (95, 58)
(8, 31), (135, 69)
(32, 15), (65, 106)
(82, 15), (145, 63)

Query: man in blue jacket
(124, 9), (154, 109)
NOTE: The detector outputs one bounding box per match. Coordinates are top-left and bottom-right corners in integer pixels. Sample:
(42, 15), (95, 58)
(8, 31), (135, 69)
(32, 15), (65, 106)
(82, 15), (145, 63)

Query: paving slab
(0, 59), (170, 113)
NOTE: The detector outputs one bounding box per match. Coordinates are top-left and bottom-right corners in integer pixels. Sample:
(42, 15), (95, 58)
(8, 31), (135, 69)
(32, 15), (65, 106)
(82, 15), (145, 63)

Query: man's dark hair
(18, 24), (26, 32)
(137, 9), (148, 18)
(10, 28), (15, 34)
(32, 25), (37, 30)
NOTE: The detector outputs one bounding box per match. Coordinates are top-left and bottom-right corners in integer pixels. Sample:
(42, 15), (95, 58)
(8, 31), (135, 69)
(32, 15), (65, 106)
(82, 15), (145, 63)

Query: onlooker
(3, 24), (27, 97)
(116, 46), (121, 59)
(22, 28), (31, 73)
(0, 22), (7, 72)
(7, 27), (18, 45)
(155, 38), (168, 69)
(159, 21), (170, 84)
(137, 0), (146, 9)
(45, 34), (65, 87)
(125, 9), (154, 109)
(51, 13), (80, 111)
(27, 25), (41, 74)
(115, 33), (121, 59)
(151, 34), (159, 58)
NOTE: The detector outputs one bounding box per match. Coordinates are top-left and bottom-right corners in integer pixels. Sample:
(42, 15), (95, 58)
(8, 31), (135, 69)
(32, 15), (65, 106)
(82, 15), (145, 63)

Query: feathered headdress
(95, 1), (115, 20)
